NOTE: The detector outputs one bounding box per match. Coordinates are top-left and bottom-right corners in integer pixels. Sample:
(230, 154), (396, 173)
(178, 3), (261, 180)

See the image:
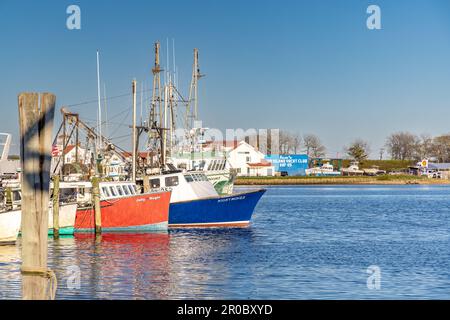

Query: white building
(227, 141), (274, 177)
(62, 145), (92, 164)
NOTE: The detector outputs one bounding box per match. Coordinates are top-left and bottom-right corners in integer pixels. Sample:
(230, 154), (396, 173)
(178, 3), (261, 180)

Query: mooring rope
(21, 267), (58, 300)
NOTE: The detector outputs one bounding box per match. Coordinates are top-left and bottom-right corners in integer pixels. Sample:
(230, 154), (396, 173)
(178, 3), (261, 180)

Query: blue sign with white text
(265, 154), (308, 176)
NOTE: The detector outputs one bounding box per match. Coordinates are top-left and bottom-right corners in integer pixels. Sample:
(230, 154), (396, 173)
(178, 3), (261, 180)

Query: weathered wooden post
(143, 175), (150, 193)
(5, 187), (13, 210)
(91, 176), (102, 234)
(18, 92), (56, 300)
(52, 175), (60, 239)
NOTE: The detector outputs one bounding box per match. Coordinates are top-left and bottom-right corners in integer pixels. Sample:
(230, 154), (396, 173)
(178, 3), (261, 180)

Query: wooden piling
(91, 176), (102, 234)
(18, 92), (55, 300)
(52, 175), (60, 239)
(5, 187), (13, 210)
(143, 175), (150, 193)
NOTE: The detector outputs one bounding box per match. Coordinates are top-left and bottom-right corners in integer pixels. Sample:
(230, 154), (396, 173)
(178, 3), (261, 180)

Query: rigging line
(109, 133), (132, 140)
(85, 120), (134, 127)
(172, 86), (188, 103)
(66, 88), (154, 108)
(110, 136), (132, 147)
(80, 107), (130, 127)
(111, 106), (132, 135)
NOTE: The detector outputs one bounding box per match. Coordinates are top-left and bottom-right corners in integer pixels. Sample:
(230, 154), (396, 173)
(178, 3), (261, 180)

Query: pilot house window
(150, 179), (160, 188)
(165, 176), (179, 187)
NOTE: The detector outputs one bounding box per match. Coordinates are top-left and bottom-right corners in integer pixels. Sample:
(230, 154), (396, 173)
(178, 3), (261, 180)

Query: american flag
(52, 144), (61, 157)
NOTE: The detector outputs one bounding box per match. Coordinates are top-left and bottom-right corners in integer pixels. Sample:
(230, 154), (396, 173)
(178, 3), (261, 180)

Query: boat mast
(132, 79), (137, 182)
(185, 48), (203, 167)
(96, 50), (102, 151)
(162, 84), (168, 168)
(194, 48), (199, 122)
(150, 42), (163, 168)
(103, 82), (108, 139)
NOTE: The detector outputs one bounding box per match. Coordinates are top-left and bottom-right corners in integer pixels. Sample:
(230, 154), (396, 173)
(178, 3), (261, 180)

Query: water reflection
(2, 185), (450, 299)
(0, 244), (21, 299)
(47, 229), (256, 299)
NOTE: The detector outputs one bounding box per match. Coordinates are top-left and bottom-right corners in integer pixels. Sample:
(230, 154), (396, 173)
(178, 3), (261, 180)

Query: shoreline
(235, 176), (450, 186)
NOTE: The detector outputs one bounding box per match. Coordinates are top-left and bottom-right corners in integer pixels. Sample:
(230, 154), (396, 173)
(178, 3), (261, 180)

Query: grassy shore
(235, 175), (450, 185)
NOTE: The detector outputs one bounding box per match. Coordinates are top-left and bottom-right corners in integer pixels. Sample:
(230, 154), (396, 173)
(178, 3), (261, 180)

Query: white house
(227, 141), (274, 177)
(63, 145), (92, 164)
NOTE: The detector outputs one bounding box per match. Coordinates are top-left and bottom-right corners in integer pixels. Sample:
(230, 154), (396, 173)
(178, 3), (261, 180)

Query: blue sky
(1, 0), (450, 158)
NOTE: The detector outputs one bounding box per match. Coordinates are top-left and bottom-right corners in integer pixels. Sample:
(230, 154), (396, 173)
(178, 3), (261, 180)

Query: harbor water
(1, 185), (450, 299)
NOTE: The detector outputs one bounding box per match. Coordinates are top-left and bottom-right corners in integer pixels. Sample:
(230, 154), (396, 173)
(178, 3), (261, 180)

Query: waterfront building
(227, 141), (275, 176)
(265, 154), (309, 176)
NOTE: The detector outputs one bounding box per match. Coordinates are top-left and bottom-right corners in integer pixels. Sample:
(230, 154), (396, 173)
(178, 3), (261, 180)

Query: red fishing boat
(71, 181), (171, 232)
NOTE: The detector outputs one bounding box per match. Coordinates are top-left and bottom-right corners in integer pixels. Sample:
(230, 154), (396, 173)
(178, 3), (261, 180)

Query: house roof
(121, 151), (156, 159)
(428, 163), (450, 170)
(247, 161), (272, 168)
(63, 145), (76, 155)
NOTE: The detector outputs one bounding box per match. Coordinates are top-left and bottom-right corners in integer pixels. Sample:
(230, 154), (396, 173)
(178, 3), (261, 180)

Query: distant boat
(341, 161), (364, 176)
(363, 166), (386, 176)
(48, 203), (78, 235)
(305, 163), (341, 177)
(73, 181), (171, 232)
(0, 209), (21, 244)
(2, 184), (78, 235)
(0, 133), (20, 179)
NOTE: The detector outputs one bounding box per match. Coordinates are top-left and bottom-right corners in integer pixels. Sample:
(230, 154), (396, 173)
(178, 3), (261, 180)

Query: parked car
(280, 171), (288, 177)
(422, 170), (442, 179)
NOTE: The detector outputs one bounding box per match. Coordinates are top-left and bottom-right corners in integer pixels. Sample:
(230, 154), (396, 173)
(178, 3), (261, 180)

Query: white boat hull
(0, 209), (21, 244)
(48, 203), (77, 230)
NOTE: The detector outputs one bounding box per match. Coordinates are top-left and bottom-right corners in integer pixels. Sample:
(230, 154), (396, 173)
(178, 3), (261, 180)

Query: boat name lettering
(218, 196), (246, 203)
(136, 196), (160, 202)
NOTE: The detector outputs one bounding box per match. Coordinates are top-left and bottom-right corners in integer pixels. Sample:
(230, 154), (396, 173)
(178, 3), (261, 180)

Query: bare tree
(431, 134), (450, 162)
(303, 134), (326, 158)
(279, 130), (302, 154)
(385, 132), (419, 160)
(415, 134), (434, 160)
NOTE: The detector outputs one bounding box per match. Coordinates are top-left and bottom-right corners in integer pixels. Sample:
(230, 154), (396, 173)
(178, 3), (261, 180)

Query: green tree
(346, 139), (370, 162)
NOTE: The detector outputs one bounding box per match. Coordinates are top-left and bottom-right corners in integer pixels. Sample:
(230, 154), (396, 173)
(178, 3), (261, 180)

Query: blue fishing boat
(169, 188), (265, 227)
(139, 171), (265, 227)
